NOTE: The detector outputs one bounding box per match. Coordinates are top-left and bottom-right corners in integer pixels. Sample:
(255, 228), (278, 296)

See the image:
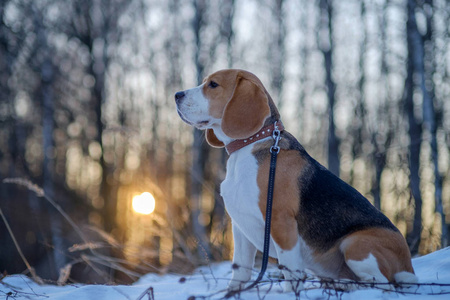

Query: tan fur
(203, 70), (271, 143)
(255, 147), (307, 250)
(339, 228), (414, 281)
(203, 70), (241, 119)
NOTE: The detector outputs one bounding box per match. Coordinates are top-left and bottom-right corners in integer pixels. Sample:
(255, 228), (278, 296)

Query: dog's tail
(394, 271), (418, 287)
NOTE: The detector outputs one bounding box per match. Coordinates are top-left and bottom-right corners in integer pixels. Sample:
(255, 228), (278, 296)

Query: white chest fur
(220, 141), (278, 256)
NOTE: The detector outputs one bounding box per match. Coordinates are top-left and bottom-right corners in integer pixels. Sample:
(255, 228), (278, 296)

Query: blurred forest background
(0, 0), (449, 284)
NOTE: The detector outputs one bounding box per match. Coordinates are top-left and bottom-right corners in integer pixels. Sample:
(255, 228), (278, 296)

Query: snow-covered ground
(1, 247), (449, 299)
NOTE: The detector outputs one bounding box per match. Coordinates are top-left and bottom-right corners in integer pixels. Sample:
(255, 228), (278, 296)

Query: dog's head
(175, 69), (279, 147)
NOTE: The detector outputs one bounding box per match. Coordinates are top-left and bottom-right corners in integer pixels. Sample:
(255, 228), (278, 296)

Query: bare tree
(318, 0), (340, 176)
(190, 0), (211, 260)
(221, 0), (235, 68)
(370, 0), (393, 211)
(268, 0), (286, 107)
(420, 0), (447, 248)
(33, 3), (66, 277)
(211, 0), (235, 256)
(404, 0), (423, 255)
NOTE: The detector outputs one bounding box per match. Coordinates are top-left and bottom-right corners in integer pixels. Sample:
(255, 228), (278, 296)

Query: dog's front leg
(228, 223), (257, 291)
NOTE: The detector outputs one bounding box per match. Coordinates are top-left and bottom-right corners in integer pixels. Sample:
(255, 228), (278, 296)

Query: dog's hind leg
(339, 228), (416, 291)
(345, 253), (394, 290)
(273, 238), (305, 293)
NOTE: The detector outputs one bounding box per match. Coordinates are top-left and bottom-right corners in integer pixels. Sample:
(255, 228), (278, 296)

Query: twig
(0, 276), (49, 298)
(136, 286), (155, 300)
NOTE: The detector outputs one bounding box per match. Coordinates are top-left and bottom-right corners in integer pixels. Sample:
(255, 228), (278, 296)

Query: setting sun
(132, 192), (156, 215)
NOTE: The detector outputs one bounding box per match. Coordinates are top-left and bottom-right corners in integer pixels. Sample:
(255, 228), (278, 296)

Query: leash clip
(270, 121), (281, 154)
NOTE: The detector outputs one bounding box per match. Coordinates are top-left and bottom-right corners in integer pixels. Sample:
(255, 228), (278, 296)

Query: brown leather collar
(225, 121), (284, 155)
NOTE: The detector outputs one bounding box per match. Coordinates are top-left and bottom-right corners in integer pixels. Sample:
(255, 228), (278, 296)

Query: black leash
(224, 122), (282, 298)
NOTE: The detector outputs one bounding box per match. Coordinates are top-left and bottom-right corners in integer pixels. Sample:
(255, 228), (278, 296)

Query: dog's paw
(227, 279), (247, 292)
(283, 280), (303, 293)
(228, 265), (252, 291)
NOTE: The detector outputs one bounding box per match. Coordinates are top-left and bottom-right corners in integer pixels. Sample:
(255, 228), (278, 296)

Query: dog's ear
(206, 129), (225, 148)
(221, 75), (270, 139)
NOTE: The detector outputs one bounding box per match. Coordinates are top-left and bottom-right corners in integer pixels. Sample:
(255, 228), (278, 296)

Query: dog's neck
(225, 121), (284, 155)
(209, 124), (234, 146)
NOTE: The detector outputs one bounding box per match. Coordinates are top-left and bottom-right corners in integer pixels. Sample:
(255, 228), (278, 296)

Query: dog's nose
(175, 91), (185, 103)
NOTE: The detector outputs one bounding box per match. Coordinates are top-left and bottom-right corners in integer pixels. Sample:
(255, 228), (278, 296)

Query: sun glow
(132, 192), (156, 215)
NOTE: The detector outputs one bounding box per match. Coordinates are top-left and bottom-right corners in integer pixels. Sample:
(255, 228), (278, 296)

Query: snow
(1, 247), (450, 299)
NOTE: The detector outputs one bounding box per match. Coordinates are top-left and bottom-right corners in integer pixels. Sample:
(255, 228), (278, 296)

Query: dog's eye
(209, 81), (219, 88)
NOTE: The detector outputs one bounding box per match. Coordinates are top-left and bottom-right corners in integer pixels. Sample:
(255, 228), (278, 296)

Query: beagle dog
(175, 69), (417, 292)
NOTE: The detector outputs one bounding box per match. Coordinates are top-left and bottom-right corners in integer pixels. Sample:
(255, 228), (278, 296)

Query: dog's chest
(220, 141), (318, 267)
(221, 145), (265, 235)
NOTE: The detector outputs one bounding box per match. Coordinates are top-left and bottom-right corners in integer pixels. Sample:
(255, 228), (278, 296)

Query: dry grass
(1, 177), (160, 285)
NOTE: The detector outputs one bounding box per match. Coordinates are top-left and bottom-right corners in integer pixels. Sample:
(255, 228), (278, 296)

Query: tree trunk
(211, 0), (235, 255)
(191, 0), (211, 260)
(36, 8), (65, 275)
(319, 0), (340, 176)
(420, 0), (447, 248)
(351, 0), (367, 186)
(91, 56), (114, 233)
(370, 0), (391, 212)
(371, 132), (391, 211)
(269, 0), (285, 108)
(191, 129), (211, 258)
(404, 0), (423, 255)
(221, 0), (235, 68)
(87, 30), (115, 234)
(42, 59), (66, 278)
